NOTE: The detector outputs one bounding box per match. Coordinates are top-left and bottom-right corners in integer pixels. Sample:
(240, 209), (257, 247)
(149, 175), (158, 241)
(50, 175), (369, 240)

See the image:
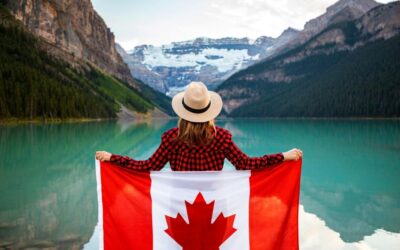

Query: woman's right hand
(283, 148), (303, 161)
(96, 151), (112, 162)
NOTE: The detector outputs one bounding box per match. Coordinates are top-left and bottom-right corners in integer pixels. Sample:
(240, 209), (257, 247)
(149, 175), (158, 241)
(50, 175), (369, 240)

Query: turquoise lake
(0, 118), (399, 249)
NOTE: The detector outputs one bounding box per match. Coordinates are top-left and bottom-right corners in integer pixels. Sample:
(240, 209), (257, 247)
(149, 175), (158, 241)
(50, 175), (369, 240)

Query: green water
(0, 118), (399, 249)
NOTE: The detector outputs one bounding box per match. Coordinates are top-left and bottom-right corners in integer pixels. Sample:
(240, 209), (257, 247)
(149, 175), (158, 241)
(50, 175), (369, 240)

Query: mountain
(118, 30), (300, 97)
(216, 1), (400, 117)
(270, 0), (380, 58)
(304, 0), (379, 37)
(116, 43), (168, 94)
(0, 0), (173, 120)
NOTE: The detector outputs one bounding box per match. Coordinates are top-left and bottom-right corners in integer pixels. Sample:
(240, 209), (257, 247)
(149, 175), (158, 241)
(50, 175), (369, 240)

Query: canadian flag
(95, 160), (302, 250)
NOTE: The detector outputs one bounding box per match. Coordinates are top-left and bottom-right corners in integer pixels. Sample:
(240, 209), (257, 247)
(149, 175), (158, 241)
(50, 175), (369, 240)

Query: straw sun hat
(172, 81), (223, 123)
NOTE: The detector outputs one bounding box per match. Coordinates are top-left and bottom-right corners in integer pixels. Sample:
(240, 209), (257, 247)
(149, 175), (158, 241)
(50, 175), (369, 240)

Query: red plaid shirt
(110, 126), (284, 171)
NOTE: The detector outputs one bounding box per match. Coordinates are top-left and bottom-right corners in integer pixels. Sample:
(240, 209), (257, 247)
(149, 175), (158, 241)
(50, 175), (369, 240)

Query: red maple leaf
(165, 192), (237, 250)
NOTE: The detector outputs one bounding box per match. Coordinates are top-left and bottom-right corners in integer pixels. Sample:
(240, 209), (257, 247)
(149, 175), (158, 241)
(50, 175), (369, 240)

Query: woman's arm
(223, 131), (284, 170)
(96, 133), (170, 171)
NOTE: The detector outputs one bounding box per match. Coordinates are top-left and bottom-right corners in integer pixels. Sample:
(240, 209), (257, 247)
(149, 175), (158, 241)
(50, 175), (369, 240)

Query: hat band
(182, 98), (211, 114)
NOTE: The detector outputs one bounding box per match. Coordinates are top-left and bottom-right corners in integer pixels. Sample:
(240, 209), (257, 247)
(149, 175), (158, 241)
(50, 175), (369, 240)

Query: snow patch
(142, 47), (260, 73)
(166, 85), (188, 97)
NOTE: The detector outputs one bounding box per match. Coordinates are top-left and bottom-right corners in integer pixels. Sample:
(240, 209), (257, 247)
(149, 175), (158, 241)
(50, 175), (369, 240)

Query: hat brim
(171, 91), (223, 123)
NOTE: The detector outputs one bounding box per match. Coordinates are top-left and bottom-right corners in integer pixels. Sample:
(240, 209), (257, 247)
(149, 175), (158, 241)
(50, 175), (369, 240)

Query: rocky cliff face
(303, 0), (379, 36)
(270, 0), (380, 58)
(5, 0), (134, 84)
(358, 1), (400, 40)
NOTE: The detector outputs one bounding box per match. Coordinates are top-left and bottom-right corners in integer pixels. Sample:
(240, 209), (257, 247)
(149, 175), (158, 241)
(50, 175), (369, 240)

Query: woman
(96, 81), (302, 170)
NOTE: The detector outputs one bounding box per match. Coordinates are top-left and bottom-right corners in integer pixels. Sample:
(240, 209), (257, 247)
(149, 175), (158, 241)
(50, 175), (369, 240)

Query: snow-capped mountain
(117, 31), (299, 97)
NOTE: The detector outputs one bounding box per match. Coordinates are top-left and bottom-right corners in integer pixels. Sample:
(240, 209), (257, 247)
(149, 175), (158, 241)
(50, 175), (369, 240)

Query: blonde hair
(172, 118), (217, 147)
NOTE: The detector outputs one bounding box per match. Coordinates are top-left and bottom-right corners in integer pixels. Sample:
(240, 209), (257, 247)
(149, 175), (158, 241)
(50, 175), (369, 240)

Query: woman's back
(109, 125), (284, 171)
(164, 125), (228, 171)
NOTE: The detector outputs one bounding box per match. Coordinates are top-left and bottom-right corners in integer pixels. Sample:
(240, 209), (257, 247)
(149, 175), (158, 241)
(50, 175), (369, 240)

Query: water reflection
(223, 119), (400, 242)
(0, 120), (173, 249)
(299, 205), (400, 250)
(0, 118), (399, 249)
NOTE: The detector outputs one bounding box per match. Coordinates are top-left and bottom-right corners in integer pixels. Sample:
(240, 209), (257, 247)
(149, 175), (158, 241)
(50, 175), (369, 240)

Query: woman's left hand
(283, 148), (303, 161)
(96, 151), (112, 162)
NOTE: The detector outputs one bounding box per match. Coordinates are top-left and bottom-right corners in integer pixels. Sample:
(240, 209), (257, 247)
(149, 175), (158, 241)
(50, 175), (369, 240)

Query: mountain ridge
(267, 0), (380, 59)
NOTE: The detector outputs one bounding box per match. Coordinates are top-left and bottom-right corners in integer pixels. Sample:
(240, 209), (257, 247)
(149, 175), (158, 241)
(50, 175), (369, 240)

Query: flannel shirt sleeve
(223, 130), (284, 170)
(109, 132), (169, 171)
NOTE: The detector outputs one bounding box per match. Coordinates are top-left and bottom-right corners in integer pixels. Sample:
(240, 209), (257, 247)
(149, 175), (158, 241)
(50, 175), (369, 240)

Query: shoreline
(219, 116), (400, 121)
(0, 117), (117, 125)
(1, 116), (399, 125)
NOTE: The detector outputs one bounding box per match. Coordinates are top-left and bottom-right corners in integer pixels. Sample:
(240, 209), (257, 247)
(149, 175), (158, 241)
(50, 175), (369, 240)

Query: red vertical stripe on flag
(249, 160), (302, 250)
(99, 161), (153, 250)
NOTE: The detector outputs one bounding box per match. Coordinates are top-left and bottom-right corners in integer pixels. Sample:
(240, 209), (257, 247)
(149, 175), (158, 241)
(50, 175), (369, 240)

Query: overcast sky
(92, 0), (394, 50)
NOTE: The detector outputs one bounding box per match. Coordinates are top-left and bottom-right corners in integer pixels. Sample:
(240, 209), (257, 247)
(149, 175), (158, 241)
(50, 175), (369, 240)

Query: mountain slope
(216, 1), (400, 117)
(0, 4), (172, 120)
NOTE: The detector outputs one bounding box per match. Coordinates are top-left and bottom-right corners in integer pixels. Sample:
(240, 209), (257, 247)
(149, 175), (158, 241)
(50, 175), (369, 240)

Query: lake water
(1, 118), (399, 249)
